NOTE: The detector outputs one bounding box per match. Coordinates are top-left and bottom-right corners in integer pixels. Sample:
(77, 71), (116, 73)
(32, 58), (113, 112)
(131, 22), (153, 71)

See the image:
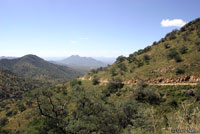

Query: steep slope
(0, 70), (39, 101)
(84, 18), (200, 84)
(0, 55), (82, 83)
(55, 55), (107, 73)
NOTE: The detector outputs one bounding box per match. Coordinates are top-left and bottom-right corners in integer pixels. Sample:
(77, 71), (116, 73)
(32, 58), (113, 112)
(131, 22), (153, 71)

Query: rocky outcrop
(147, 75), (200, 84)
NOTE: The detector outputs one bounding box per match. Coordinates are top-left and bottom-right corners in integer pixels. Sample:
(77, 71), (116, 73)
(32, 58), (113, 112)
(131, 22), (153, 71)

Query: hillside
(54, 55), (107, 73)
(84, 18), (200, 84)
(0, 70), (39, 101)
(0, 55), (82, 83)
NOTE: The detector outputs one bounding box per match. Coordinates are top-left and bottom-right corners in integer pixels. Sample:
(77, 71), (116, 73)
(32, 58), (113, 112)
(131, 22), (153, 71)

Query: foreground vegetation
(0, 79), (200, 134)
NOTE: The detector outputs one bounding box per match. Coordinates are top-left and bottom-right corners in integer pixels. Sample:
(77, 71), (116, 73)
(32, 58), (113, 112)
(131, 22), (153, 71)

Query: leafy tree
(116, 55), (126, 63)
(107, 78), (124, 94)
(117, 63), (127, 72)
(110, 67), (117, 76)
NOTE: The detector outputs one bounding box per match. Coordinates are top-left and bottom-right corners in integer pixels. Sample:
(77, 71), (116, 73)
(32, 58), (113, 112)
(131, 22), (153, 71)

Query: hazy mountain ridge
(52, 55), (108, 73)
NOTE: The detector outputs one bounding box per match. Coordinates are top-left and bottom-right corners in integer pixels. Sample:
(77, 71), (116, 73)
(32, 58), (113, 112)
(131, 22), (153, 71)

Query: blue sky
(0, 0), (199, 58)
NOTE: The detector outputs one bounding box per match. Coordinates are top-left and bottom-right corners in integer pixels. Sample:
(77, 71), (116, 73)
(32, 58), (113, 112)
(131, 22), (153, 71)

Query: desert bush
(143, 54), (150, 61)
(92, 77), (99, 85)
(143, 46), (151, 52)
(0, 117), (8, 127)
(175, 67), (185, 75)
(117, 63), (127, 72)
(174, 55), (183, 62)
(179, 46), (188, 54)
(70, 79), (82, 87)
(107, 78), (124, 94)
(134, 84), (161, 105)
(167, 49), (178, 59)
(195, 83), (200, 101)
(197, 45), (200, 52)
(116, 55), (126, 63)
(110, 67), (117, 76)
(164, 43), (170, 49)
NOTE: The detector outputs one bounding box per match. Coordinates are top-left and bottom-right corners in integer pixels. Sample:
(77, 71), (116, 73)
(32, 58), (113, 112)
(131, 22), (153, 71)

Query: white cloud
(161, 19), (186, 27)
(70, 40), (78, 44)
(80, 37), (88, 40)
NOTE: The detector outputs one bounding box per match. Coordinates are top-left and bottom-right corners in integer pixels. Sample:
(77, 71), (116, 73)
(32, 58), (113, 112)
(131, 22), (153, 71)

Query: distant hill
(54, 55), (107, 73)
(0, 56), (16, 60)
(0, 54), (82, 83)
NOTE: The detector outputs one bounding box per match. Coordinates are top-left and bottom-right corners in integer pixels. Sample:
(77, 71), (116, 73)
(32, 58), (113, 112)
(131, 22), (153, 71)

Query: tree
(107, 78), (124, 94)
(92, 77), (99, 85)
(117, 63), (127, 72)
(116, 55), (126, 63)
(143, 54), (150, 62)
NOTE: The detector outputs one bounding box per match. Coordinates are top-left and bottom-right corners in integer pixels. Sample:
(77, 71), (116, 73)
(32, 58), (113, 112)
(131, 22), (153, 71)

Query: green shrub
(175, 67), (185, 75)
(0, 117), (8, 127)
(197, 45), (200, 52)
(134, 87), (161, 105)
(16, 102), (26, 112)
(70, 79), (82, 87)
(92, 77), (99, 85)
(143, 46), (151, 52)
(195, 83), (200, 101)
(179, 46), (188, 54)
(195, 42), (200, 46)
(174, 55), (183, 62)
(164, 43), (170, 49)
(110, 67), (117, 76)
(130, 65), (135, 73)
(6, 110), (13, 117)
(137, 60), (144, 67)
(117, 63), (127, 72)
(107, 78), (124, 94)
(143, 54), (150, 61)
(167, 49), (178, 59)
(168, 100), (178, 108)
(116, 55), (126, 63)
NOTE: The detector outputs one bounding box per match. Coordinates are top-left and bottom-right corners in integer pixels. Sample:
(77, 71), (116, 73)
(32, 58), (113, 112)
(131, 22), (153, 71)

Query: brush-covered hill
(0, 70), (39, 101)
(0, 55), (82, 83)
(84, 18), (200, 84)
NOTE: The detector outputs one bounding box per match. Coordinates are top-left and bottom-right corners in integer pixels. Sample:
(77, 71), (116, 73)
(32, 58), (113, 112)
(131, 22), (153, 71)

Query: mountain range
(52, 55), (108, 73)
(0, 54), (82, 83)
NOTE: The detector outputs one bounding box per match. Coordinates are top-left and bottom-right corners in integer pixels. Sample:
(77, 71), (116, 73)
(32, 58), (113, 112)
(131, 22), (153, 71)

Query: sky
(0, 0), (200, 58)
